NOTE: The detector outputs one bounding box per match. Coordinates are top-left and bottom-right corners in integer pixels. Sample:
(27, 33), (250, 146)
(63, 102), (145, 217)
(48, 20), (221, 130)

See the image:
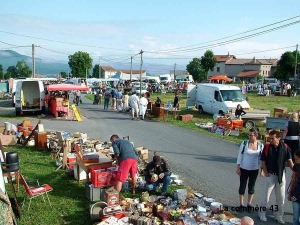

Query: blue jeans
(104, 98), (109, 109)
(146, 175), (170, 193)
(76, 96), (80, 106)
(292, 201), (300, 225)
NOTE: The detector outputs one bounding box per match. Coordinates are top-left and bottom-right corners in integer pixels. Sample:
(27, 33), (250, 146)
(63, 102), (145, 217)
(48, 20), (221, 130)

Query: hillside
(0, 50), (186, 76)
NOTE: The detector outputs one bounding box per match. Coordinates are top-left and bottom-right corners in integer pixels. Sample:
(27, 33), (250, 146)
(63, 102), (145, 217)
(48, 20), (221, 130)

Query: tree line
(1, 50), (298, 81)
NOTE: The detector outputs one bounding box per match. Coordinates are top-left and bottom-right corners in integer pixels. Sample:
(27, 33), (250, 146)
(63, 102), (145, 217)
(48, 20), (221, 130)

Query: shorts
(131, 104), (139, 113)
(116, 158), (138, 182)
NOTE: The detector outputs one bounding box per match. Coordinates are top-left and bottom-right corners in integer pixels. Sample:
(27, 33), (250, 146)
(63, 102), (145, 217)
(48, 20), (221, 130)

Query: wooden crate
(179, 114), (193, 122)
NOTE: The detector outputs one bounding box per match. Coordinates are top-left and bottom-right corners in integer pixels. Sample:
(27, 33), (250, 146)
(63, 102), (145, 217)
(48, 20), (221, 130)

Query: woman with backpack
(236, 128), (264, 209)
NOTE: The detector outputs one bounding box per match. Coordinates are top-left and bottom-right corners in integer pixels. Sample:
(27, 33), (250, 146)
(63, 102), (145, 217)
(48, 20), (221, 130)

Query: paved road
(0, 99), (293, 225)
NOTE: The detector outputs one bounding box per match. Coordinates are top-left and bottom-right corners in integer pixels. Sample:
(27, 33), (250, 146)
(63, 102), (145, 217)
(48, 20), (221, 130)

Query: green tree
(68, 51), (93, 78)
(274, 50), (300, 80)
(16, 60), (32, 77)
(92, 64), (104, 78)
(6, 65), (18, 78)
(60, 71), (67, 78)
(186, 58), (206, 82)
(200, 50), (217, 79)
(0, 64), (3, 80)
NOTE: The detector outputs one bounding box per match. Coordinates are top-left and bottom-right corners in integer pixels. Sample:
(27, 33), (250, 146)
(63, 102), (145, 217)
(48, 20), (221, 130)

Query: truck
(15, 80), (45, 116)
(175, 75), (194, 83)
(159, 74), (172, 84)
(186, 83), (270, 128)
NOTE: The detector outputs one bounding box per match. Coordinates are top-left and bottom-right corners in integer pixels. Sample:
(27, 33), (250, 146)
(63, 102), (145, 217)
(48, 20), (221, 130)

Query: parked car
(132, 82), (147, 88)
(132, 86), (148, 95)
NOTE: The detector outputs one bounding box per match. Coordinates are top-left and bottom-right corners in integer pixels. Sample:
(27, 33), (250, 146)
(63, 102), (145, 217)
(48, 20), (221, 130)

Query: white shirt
(139, 97), (148, 107)
(236, 141), (264, 170)
(129, 94), (139, 106)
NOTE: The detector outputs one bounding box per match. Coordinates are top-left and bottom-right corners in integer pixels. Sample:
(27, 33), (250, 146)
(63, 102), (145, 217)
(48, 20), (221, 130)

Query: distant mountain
(0, 50), (70, 76)
(0, 50), (186, 76)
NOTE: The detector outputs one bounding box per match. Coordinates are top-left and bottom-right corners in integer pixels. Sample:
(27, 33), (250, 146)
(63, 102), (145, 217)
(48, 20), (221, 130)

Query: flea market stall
(46, 84), (89, 119)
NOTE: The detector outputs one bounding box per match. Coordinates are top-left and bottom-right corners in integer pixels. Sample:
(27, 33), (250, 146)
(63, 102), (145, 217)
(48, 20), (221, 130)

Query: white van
(159, 74), (172, 84)
(186, 83), (250, 114)
(175, 75), (194, 83)
(15, 80), (45, 116)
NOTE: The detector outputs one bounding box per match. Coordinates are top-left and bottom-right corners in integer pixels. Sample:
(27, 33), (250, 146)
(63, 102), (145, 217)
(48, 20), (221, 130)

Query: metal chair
(19, 173), (53, 210)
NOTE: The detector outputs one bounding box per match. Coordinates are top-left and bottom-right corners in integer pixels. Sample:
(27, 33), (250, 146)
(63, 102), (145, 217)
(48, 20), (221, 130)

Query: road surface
(0, 98), (293, 225)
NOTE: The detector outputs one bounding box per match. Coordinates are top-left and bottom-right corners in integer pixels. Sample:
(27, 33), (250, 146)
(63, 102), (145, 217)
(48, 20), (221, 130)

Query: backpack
(241, 140), (263, 154)
(263, 142), (289, 157)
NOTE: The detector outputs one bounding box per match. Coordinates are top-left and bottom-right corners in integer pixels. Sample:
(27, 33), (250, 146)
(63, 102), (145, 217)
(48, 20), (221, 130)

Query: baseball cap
(153, 155), (161, 166)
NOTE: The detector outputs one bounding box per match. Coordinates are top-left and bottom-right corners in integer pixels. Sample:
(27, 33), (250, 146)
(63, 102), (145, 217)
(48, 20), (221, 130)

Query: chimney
(227, 52), (230, 57)
(253, 57), (256, 64)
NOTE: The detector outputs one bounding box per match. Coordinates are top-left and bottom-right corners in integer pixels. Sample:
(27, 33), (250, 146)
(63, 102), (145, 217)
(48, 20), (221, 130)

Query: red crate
(67, 157), (76, 169)
(91, 168), (118, 188)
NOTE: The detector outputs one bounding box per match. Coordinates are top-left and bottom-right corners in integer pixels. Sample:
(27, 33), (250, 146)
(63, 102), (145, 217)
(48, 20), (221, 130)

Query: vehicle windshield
(220, 90), (244, 101)
(148, 79), (156, 84)
(160, 77), (167, 81)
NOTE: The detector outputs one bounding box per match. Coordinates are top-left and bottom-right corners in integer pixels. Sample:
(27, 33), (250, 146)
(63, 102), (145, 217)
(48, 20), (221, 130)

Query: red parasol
(47, 84), (89, 91)
(209, 75), (232, 82)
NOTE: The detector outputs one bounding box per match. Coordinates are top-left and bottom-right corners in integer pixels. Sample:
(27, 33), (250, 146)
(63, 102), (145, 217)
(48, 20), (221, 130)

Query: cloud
(0, 51), (12, 56)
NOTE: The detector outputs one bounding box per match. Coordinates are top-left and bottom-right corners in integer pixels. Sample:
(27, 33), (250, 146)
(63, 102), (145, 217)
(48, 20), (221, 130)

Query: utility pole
(295, 44), (298, 78)
(130, 56), (133, 81)
(32, 44), (35, 78)
(139, 49), (143, 96)
(99, 58), (101, 78)
(174, 63), (176, 80)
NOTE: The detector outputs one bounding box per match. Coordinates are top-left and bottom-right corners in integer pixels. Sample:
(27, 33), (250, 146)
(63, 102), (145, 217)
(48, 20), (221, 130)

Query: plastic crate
(91, 168), (118, 188)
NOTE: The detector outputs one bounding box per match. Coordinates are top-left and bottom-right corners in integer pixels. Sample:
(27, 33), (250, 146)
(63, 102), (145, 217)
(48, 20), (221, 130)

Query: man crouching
(145, 152), (171, 196)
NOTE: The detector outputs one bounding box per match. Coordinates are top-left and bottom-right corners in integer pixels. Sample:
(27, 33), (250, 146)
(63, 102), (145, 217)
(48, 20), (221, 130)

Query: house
(207, 54), (235, 77)
(101, 66), (146, 79)
(226, 57), (278, 82)
(208, 54), (278, 82)
(116, 70), (147, 80)
(101, 66), (117, 79)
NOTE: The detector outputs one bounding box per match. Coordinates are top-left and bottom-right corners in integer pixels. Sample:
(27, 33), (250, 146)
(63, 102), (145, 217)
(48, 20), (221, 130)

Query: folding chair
(19, 173), (53, 210)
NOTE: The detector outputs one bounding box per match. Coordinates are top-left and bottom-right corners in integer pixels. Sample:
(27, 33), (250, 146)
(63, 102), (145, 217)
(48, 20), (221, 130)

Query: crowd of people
(236, 125), (300, 225)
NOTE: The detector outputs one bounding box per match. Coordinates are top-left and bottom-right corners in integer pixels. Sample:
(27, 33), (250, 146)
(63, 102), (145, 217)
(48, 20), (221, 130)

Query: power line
(0, 30), (136, 52)
(148, 15), (300, 52)
(145, 19), (300, 54)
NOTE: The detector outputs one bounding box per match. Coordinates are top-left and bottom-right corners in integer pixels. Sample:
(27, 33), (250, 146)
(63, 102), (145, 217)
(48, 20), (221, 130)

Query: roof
(226, 58), (278, 65)
(198, 83), (241, 90)
(214, 55), (235, 62)
(237, 70), (261, 78)
(118, 70), (146, 74)
(101, 66), (116, 71)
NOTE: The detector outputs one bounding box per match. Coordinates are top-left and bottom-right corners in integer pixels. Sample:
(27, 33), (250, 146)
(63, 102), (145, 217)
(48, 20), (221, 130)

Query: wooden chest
(34, 131), (47, 150)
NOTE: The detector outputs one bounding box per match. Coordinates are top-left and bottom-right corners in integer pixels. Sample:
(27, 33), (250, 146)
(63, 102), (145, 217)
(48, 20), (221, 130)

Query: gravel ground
(0, 98), (294, 225)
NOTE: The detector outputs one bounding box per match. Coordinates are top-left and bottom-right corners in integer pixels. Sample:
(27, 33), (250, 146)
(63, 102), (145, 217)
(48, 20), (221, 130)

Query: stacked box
(85, 182), (111, 202)
(103, 187), (119, 206)
(179, 114), (193, 122)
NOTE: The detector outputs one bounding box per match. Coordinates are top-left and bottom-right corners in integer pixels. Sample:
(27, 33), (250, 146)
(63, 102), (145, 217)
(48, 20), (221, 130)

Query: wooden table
(163, 108), (181, 122)
(76, 152), (113, 183)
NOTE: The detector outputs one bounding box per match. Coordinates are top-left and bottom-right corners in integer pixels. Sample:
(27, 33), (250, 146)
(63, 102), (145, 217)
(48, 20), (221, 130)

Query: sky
(0, 0), (299, 74)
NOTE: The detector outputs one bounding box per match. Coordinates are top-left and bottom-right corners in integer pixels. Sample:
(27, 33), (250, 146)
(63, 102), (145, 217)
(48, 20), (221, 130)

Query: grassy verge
(4, 146), (185, 225)
(86, 92), (300, 144)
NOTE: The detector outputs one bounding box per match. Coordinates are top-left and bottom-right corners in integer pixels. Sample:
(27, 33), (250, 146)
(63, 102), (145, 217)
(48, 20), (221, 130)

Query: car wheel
(244, 120), (255, 129)
(198, 105), (204, 114)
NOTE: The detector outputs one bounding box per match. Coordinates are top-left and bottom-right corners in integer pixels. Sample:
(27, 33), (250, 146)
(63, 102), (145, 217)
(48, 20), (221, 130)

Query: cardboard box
(85, 182), (111, 202)
(179, 114), (193, 122)
(136, 147), (148, 155)
(103, 187), (119, 206)
(0, 135), (17, 145)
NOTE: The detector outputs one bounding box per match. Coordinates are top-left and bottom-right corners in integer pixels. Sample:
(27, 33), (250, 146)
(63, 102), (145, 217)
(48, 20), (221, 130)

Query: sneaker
(258, 213), (267, 222)
(274, 216), (285, 224)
